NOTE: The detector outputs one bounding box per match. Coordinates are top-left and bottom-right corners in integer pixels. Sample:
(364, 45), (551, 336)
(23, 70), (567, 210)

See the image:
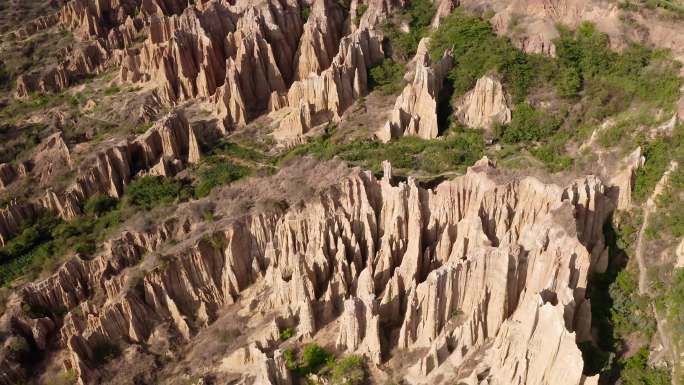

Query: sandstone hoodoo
(455, 74), (511, 131)
(0, 158), (612, 384)
(2, 0), (684, 384)
(377, 38), (452, 142)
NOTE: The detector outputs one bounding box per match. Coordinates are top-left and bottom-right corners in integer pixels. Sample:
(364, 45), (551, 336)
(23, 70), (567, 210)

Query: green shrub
(384, 0), (435, 59)
(301, 5), (311, 21)
(355, 4), (369, 24)
(84, 194), (118, 217)
(283, 348), (298, 370)
(529, 144), (572, 172)
(279, 327), (295, 341)
(429, 10), (538, 102)
(499, 103), (562, 143)
(284, 344), (333, 377)
(330, 355), (365, 385)
(103, 85), (120, 96)
(609, 269), (656, 338)
(280, 129), (484, 175)
(633, 138), (671, 202)
(125, 176), (189, 209)
(554, 23), (681, 108)
(194, 159), (250, 198)
(73, 241), (96, 255)
(620, 347), (671, 385)
(369, 59), (405, 95)
(664, 269), (684, 337)
(301, 344), (333, 374)
(92, 340), (121, 366)
(0, 200), (126, 286)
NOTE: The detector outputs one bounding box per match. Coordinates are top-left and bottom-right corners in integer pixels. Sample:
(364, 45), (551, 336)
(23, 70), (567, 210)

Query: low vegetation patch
(368, 59), (405, 95)
(0, 194), (127, 286)
(279, 128), (485, 175)
(125, 176), (192, 209)
(383, 0), (435, 59)
(283, 344), (365, 385)
(194, 157), (251, 198)
(619, 347), (671, 385)
(429, 11), (681, 171)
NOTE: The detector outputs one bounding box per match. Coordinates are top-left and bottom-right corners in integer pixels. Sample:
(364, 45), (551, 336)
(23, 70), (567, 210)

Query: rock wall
(0, 111), (200, 244)
(1, 157), (613, 384)
(377, 38), (452, 142)
(455, 74), (512, 131)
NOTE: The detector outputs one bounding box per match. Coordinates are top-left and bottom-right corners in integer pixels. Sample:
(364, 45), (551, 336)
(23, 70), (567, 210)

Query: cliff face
(0, 157), (612, 384)
(455, 74), (512, 131)
(377, 38), (452, 142)
(5, 0), (684, 384)
(0, 111), (199, 243)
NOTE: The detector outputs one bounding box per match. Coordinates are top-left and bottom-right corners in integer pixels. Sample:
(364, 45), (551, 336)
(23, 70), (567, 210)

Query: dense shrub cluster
(281, 128), (485, 175)
(125, 176), (192, 209)
(0, 194), (124, 287)
(194, 157), (250, 198)
(554, 23), (680, 108)
(384, 0), (435, 59)
(284, 344), (333, 377)
(429, 10), (540, 102)
(368, 59), (405, 95)
(428, 12), (680, 173)
(609, 269), (656, 338)
(619, 347), (671, 385)
(283, 344), (365, 385)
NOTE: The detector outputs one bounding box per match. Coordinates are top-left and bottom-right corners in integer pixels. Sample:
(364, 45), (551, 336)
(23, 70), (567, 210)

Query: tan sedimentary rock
(58, 0), (186, 39)
(0, 164), (17, 190)
(336, 295), (382, 364)
(12, 14), (60, 39)
(676, 238), (684, 268)
(0, 201), (39, 246)
(0, 111), (198, 242)
(0, 156), (614, 384)
(356, 0), (407, 31)
(609, 147), (645, 211)
(31, 132), (73, 186)
(377, 38), (452, 142)
(43, 111), (198, 219)
(474, 295), (599, 385)
(431, 0), (458, 27)
(221, 344), (292, 385)
(274, 28), (384, 142)
(293, 0), (345, 80)
(14, 41), (110, 99)
(455, 74), (512, 131)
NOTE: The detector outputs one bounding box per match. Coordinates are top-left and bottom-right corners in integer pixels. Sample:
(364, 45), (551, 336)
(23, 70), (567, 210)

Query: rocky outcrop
(14, 40), (110, 99)
(41, 111), (199, 219)
(0, 156), (614, 384)
(58, 0), (186, 39)
(377, 38), (452, 142)
(472, 295), (599, 385)
(609, 147), (645, 211)
(11, 13), (60, 40)
(455, 74), (512, 131)
(0, 201), (39, 246)
(0, 111), (199, 242)
(336, 294), (382, 364)
(0, 164), (17, 190)
(292, 0), (345, 80)
(120, 0), (304, 129)
(273, 27), (384, 142)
